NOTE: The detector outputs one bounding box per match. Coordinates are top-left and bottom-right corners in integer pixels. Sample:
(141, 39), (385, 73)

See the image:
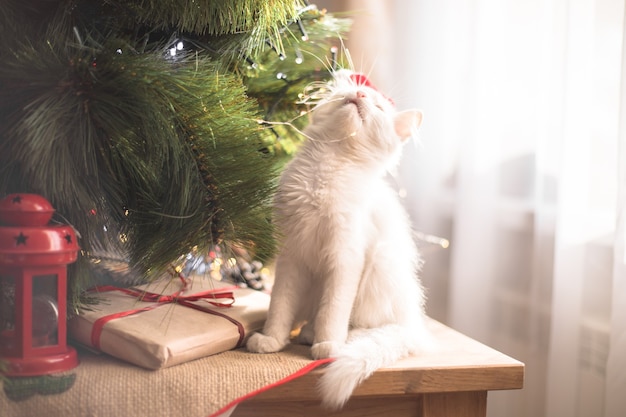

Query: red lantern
(0, 194), (79, 376)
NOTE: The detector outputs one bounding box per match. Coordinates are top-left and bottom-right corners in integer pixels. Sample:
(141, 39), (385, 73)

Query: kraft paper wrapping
(68, 277), (270, 369)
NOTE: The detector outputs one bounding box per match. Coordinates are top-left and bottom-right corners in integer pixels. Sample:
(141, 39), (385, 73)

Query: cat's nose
(356, 90), (367, 99)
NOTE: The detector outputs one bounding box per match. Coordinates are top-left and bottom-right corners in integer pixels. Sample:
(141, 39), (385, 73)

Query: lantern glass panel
(0, 275), (15, 351)
(32, 274), (59, 347)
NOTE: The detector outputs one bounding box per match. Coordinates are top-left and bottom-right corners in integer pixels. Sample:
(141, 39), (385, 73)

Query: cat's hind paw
(246, 332), (287, 353)
(311, 341), (341, 359)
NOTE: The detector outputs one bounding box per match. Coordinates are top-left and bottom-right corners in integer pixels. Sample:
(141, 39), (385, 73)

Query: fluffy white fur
(246, 70), (431, 410)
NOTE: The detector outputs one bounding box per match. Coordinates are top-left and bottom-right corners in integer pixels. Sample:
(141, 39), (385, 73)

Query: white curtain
(317, 0), (626, 416)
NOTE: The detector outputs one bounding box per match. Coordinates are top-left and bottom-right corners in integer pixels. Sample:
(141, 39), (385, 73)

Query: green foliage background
(0, 0), (348, 309)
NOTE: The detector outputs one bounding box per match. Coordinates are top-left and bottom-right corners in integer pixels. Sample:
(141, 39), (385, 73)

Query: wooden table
(1, 319), (522, 417)
(233, 320), (524, 417)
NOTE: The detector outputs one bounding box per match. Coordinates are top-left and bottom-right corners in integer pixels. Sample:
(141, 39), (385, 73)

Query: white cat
(246, 69), (431, 410)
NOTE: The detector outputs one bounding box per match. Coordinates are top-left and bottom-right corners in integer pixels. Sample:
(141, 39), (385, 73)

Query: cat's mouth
(345, 98), (365, 119)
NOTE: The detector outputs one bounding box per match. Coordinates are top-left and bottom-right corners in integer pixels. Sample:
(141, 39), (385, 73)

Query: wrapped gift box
(69, 276), (270, 369)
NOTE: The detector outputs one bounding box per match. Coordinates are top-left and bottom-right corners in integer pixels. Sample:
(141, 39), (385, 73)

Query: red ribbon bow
(88, 276), (242, 350)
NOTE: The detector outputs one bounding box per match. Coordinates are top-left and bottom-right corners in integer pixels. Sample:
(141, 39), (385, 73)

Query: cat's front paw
(246, 332), (287, 353)
(311, 341), (341, 359)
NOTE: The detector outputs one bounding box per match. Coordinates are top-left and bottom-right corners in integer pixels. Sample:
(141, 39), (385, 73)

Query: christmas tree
(0, 0), (348, 309)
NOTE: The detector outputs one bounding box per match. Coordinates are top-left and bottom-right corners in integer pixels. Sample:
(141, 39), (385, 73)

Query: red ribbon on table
(88, 277), (243, 350)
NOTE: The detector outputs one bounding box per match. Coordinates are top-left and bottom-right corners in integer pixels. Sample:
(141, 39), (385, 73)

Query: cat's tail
(318, 324), (431, 410)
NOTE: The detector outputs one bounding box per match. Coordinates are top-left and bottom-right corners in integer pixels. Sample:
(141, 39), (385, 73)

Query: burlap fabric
(1, 343), (322, 417)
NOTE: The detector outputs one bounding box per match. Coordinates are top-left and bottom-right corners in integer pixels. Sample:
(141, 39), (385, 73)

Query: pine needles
(120, 0), (303, 54)
(0, 0), (348, 309)
(1, 35), (274, 287)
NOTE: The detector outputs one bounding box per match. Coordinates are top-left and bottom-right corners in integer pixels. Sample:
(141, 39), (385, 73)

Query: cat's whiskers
(258, 119), (359, 144)
(300, 36), (354, 73)
(254, 90), (357, 143)
(300, 49), (336, 76)
(257, 119), (315, 141)
(342, 39), (355, 71)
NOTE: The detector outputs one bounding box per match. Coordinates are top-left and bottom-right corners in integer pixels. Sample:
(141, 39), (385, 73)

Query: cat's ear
(394, 110), (423, 141)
